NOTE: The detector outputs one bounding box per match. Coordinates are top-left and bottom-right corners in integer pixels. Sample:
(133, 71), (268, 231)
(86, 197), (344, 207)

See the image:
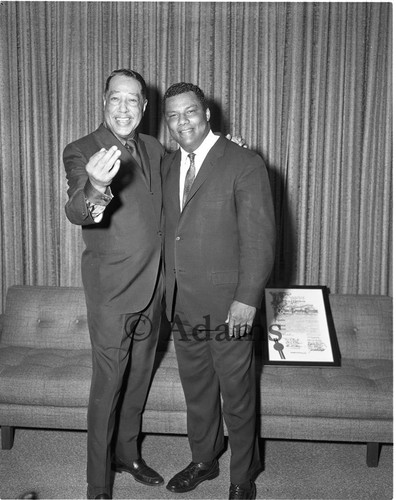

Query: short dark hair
(163, 82), (208, 113)
(104, 69), (147, 100)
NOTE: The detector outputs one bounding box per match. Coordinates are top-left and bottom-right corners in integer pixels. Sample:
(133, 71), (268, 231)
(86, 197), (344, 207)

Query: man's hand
(225, 300), (256, 338)
(225, 134), (248, 148)
(86, 146), (121, 193)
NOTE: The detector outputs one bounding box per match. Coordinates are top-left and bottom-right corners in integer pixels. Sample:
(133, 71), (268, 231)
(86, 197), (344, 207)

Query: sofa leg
(259, 437), (265, 467)
(366, 442), (380, 467)
(1, 426), (15, 450)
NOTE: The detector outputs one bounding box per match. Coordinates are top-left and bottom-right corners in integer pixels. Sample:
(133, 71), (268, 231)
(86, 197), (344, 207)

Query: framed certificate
(263, 286), (341, 366)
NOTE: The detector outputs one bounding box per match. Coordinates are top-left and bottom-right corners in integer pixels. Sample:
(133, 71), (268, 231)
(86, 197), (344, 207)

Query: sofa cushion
(0, 346), (92, 407)
(0, 345), (186, 411)
(260, 358), (392, 420)
(329, 295), (392, 360)
(1, 286), (90, 350)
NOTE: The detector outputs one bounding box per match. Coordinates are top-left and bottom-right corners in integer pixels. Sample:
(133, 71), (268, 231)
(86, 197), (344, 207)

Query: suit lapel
(165, 150), (182, 216)
(95, 124), (121, 151)
(182, 135), (227, 211)
(139, 136), (163, 223)
(96, 124), (149, 189)
(138, 139), (152, 189)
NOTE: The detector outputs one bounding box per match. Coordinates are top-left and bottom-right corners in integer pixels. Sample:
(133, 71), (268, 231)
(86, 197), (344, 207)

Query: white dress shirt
(179, 129), (220, 211)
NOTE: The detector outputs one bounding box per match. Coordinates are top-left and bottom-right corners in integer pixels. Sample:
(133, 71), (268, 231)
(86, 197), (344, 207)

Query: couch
(0, 285), (392, 467)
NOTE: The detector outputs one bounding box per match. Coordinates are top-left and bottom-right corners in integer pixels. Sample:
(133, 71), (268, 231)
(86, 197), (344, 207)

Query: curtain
(0, 2), (392, 313)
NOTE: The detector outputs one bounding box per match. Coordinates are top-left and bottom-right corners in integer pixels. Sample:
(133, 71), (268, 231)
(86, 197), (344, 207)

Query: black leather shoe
(166, 460), (219, 493)
(229, 481), (256, 499)
(112, 457), (164, 486)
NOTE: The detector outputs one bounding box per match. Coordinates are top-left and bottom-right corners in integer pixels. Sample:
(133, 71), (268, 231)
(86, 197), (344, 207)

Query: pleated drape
(0, 2), (392, 313)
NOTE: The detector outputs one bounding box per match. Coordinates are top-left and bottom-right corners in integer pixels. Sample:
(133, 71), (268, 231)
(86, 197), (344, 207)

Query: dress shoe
(112, 457), (164, 486)
(229, 480), (256, 499)
(166, 460), (219, 493)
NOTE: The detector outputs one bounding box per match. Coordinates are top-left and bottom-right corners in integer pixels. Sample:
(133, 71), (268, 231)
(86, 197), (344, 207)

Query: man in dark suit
(63, 69), (164, 499)
(162, 83), (276, 500)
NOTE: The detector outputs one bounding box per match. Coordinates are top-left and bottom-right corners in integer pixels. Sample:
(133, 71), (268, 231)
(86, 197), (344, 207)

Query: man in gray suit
(162, 83), (276, 500)
(64, 69), (164, 499)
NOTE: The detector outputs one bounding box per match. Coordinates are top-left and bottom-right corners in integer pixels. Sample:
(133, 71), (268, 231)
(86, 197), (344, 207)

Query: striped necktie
(182, 153), (196, 208)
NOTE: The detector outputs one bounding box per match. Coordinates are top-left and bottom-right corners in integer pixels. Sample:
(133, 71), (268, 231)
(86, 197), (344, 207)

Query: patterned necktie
(125, 138), (142, 168)
(126, 137), (150, 183)
(183, 153), (196, 208)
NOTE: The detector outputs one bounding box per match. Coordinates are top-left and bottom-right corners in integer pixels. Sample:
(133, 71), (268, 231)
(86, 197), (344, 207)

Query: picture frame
(263, 286), (341, 366)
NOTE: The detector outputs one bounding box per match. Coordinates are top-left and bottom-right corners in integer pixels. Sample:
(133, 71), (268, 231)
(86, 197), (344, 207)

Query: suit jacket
(64, 124), (164, 314)
(163, 133), (276, 329)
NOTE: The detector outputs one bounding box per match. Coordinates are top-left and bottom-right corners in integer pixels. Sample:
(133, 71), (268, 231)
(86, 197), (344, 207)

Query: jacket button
(176, 236), (181, 241)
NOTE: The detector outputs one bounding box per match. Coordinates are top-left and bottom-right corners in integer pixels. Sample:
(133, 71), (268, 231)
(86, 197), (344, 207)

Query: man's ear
(143, 99), (148, 114)
(206, 108), (210, 122)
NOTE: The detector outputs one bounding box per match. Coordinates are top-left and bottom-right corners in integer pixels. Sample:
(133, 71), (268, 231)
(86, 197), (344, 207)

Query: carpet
(0, 429), (393, 499)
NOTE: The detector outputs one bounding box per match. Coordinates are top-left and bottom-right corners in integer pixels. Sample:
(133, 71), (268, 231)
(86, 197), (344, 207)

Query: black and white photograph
(0, 2), (392, 499)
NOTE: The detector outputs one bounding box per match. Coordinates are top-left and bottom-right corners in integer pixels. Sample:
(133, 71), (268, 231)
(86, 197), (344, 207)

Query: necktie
(125, 138), (142, 168)
(183, 153), (196, 208)
(126, 137), (150, 182)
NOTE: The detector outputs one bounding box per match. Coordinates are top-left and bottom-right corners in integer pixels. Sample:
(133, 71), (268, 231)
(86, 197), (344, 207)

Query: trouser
(86, 274), (163, 493)
(172, 301), (261, 484)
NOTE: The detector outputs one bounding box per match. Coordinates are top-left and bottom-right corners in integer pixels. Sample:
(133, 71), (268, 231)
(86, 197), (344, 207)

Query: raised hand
(86, 146), (122, 192)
